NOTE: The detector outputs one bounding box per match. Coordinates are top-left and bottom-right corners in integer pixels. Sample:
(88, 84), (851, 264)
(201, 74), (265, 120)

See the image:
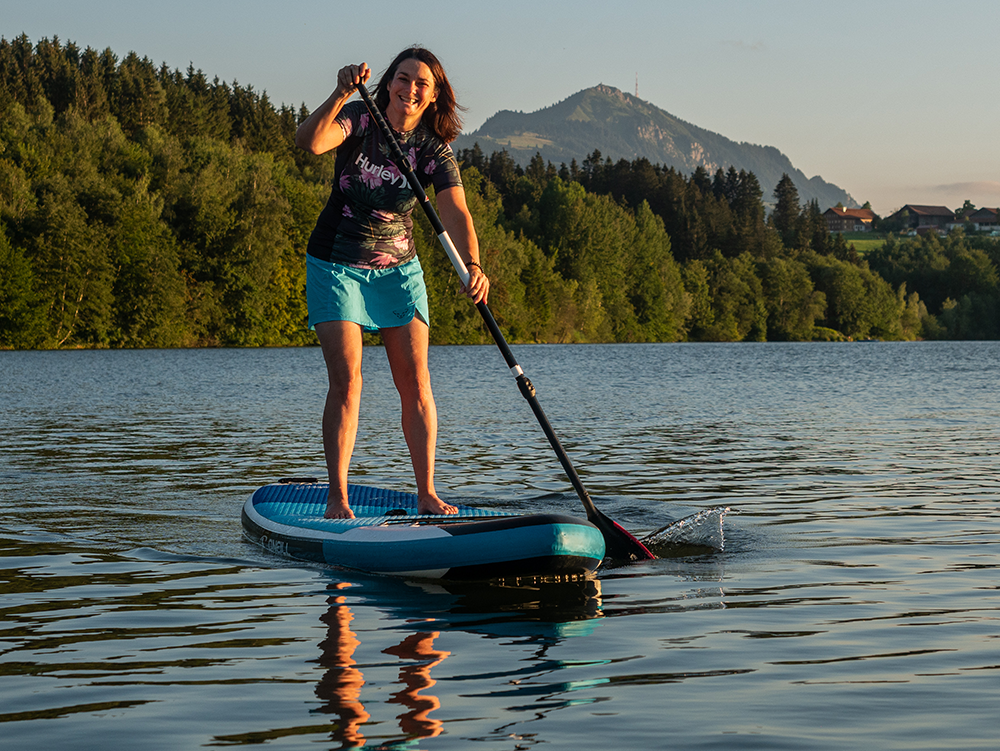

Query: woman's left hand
(462, 263), (489, 304)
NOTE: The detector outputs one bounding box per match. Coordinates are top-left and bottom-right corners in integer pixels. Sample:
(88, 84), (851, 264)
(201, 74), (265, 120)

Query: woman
(295, 48), (488, 519)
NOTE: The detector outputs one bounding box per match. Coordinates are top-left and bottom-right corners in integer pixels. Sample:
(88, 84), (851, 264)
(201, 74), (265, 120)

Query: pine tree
(771, 173), (800, 248)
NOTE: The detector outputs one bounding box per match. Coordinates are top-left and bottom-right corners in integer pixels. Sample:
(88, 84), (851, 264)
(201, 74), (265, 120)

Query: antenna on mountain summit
(635, 72), (638, 98)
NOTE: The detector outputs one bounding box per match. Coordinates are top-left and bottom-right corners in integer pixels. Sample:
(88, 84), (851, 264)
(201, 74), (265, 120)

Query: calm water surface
(2, 342), (998, 750)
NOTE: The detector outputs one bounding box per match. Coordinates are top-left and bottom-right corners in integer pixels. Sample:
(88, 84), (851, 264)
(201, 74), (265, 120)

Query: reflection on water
(380, 631), (449, 740)
(315, 585), (380, 748)
(2, 342), (999, 750)
(308, 576), (605, 749)
(0, 534), (607, 750)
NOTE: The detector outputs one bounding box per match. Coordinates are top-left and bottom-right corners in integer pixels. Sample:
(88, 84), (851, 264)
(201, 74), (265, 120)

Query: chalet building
(823, 207), (877, 233)
(966, 207), (999, 231)
(886, 204), (955, 232)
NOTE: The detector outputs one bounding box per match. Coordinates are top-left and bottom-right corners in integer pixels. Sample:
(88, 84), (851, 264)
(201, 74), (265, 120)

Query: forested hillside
(1, 35), (998, 349)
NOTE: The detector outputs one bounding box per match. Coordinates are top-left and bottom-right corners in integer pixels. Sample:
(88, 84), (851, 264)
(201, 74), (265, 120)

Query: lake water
(2, 342), (998, 750)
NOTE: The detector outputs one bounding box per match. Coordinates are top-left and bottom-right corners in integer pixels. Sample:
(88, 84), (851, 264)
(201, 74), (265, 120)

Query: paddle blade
(591, 511), (656, 565)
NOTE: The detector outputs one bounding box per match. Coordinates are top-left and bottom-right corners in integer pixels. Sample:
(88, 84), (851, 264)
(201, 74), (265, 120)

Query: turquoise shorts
(306, 254), (430, 332)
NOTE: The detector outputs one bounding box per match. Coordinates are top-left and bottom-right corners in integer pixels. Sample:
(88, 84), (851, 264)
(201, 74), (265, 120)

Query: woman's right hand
(336, 63), (371, 96)
(296, 63), (371, 155)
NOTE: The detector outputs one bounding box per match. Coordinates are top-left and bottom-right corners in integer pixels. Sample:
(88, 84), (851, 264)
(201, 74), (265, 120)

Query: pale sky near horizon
(5, 0), (1000, 216)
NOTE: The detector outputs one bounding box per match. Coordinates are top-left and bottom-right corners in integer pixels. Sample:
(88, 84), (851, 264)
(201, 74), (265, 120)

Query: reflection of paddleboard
(242, 479), (606, 579)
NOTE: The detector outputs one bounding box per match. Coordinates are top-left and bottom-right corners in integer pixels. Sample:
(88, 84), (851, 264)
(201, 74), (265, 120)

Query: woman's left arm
(436, 186), (489, 304)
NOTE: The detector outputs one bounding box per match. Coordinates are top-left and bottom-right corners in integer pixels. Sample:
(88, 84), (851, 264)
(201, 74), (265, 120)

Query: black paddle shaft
(354, 82), (653, 563)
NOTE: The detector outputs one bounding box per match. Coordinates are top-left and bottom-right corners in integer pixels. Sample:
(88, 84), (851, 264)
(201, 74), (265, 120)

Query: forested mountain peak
(453, 84), (855, 210)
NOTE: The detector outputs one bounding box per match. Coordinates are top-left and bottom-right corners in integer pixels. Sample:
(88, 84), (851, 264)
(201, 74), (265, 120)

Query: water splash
(640, 507), (731, 554)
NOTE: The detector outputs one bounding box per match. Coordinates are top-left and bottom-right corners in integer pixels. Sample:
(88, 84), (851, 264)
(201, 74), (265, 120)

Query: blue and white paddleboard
(242, 479), (606, 579)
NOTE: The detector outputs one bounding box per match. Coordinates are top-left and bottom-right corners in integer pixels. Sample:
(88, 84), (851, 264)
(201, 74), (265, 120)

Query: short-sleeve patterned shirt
(306, 100), (463, 268)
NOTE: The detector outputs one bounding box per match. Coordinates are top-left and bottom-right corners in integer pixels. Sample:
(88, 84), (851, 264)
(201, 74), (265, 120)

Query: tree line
(1, 35), (998, 349)
(455, 146), (999, 341)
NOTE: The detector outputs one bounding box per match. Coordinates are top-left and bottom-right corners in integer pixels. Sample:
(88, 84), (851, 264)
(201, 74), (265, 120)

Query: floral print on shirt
(308, 100), (463, 268)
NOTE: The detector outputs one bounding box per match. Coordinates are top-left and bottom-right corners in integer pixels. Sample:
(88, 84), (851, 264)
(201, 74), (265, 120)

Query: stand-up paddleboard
(242, 479), (606, 579)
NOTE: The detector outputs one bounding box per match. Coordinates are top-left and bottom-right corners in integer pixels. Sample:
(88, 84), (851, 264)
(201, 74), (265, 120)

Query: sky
(5, 0), (1000, 216)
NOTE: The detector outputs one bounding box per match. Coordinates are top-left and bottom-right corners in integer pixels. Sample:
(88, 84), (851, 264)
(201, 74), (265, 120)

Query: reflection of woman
(295, 48), (489, 520)
(315, 585), (450, 747)
(315, 586), (369, 748)
(384, 632), (451, 739)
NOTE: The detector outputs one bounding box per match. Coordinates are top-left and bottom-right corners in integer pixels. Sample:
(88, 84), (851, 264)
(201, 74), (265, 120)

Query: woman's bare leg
(315, 320), (364, 519)
(381, 319), (457, 515)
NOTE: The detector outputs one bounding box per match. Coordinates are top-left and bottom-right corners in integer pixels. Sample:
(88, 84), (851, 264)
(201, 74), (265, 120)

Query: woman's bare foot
(417, 494), (458, 515)
(325, 497), (355, 519)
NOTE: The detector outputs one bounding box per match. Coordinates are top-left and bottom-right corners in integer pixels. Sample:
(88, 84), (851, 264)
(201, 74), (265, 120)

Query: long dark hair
(374, 47), (464, 143)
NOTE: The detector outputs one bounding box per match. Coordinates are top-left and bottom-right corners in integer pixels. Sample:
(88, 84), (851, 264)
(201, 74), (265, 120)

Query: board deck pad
(252, 481), (515, 531)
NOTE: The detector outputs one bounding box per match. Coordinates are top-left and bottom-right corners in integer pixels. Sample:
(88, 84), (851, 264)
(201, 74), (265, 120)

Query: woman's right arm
(295, 63), (371, 155)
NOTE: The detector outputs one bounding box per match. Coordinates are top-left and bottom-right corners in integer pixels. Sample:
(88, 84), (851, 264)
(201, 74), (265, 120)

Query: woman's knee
(328, 368), (363, 404)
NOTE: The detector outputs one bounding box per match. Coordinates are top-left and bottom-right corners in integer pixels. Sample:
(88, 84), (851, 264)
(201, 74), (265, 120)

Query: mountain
(453, 84), (856, 210)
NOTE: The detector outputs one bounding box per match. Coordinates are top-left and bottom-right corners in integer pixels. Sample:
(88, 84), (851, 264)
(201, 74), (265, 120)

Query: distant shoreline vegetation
(1, 35), (998, 349)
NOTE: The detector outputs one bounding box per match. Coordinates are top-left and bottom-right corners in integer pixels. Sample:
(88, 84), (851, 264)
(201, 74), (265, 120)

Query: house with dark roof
(966, 207), (999, 231)
(823, 207), (877, 233)
(886, 205), (955, 232)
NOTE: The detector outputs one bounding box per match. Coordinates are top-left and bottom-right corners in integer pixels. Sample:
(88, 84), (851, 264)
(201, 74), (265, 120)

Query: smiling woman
(294, 48), (490, 523)
(382, 57), (441, 133)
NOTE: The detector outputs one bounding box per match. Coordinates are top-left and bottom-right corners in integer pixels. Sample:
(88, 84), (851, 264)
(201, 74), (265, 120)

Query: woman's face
(386, 58), (438, 129)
